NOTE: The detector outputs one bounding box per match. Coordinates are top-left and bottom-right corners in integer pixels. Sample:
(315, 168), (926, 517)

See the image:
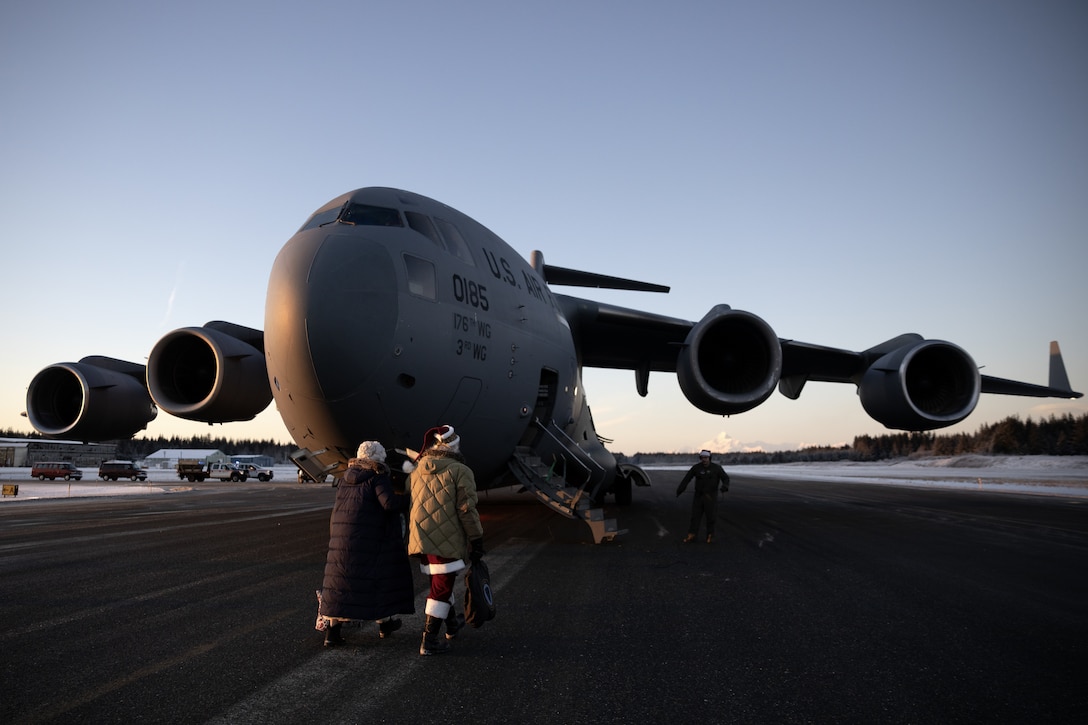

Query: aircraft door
(518, 368), (559, 448)
(439, 376), (483, 426)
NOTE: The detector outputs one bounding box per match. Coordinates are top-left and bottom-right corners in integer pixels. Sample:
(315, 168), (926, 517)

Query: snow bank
(648, 455), (1088, 498)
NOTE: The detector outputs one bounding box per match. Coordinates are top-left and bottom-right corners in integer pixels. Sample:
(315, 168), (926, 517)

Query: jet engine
(859, 339), (980, 430)
(147, 322), (272, 423)
(26, 356), (157, 441)
(676, 305), (783, 415)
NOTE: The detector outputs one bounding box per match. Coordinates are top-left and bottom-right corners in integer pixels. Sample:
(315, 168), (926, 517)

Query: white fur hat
(356, 440), (387, 463)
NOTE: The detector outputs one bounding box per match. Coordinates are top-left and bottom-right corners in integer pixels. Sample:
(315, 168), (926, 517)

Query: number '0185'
(452, 274), (489, 311)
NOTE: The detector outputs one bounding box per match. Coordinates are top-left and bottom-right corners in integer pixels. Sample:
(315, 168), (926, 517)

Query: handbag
(464, 558), (496, 628)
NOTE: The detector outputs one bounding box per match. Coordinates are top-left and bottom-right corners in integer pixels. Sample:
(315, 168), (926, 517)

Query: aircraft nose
(265, 231), (398, 402)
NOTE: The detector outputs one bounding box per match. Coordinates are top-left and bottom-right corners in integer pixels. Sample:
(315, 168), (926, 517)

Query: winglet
(1049, 341), (1075, 393)
(979, 341), (1082, 399)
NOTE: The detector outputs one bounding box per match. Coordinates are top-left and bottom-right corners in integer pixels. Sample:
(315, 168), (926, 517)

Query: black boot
(378, 617), (402, 639)
(419, 615), (450, 656)
(445, 608), (465, 640)
(324, 622), (345, 647)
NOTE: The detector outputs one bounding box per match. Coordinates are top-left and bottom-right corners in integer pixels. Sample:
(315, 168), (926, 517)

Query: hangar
(142, 448), (229, 470)
(0, 437), (117, 467)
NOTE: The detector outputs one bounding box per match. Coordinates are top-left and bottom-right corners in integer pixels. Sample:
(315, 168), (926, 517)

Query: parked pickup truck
(176, 460), (249, 483)
(237, 463), (274, 482)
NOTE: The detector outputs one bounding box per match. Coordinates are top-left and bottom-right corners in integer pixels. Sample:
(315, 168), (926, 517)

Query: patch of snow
(646, 455), (1088, 498)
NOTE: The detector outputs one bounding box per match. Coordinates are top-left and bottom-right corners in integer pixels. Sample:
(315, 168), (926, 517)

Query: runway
(1, 470), (1086, 723)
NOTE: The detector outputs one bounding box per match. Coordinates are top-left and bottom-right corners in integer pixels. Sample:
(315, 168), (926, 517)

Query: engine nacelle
(676, 305), (783, 415)
(859, 339), (980, 430)
(147, 323), (272, 423)
(26, 356), (157, 441)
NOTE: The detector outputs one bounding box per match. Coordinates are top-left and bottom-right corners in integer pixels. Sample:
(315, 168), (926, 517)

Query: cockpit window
(299, 201), (474, 269)
(405, 211), (445, 250)
(298, 207), (341, 231)
(403, 254), (436, 300)
(434, 217), (475, 266)
(340, 203), (404, 227)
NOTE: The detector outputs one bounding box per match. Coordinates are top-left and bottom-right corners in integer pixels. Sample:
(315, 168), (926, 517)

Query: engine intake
(26, 356), (157, 441)
(147, 322), (272, 422)
(676, 305), (782, 415)
(859, 340), (980, 430)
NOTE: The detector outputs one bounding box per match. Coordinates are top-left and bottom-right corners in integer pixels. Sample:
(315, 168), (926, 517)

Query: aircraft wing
(557, 293), (1080, 430)
(977, 341), (1082, 399)
(556, 295), (693, 373)
(557, 294), (876, 384)
(777, 336), (1081, 400)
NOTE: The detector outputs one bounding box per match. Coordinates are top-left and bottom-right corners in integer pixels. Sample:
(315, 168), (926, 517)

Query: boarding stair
(508, 432), (625, 544)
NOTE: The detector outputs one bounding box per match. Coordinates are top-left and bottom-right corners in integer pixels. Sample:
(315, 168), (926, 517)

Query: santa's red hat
(422, 424), (459, 453)
(403, 425), (460, 473)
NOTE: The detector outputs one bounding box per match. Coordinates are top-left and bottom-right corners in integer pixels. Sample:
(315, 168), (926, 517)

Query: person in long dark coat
(318, 441), (415, 647)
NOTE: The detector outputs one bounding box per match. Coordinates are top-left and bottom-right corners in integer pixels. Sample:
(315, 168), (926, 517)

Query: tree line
(622, 412), (1088, 465)
(0, 429), (300, 464)
(4, 412), (1087, 467)
(852, 412), (1088, 460)
(116, 434), (297, 463)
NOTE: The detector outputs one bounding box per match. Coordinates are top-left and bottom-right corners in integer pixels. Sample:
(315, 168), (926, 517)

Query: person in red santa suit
(403, 425), (484, 655)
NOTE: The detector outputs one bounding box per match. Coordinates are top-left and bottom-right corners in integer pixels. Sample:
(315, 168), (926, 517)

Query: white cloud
(697, 431), (791, 454)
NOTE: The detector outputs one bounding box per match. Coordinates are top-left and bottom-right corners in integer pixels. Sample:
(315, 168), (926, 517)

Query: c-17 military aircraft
(25, 187), (1082, 541)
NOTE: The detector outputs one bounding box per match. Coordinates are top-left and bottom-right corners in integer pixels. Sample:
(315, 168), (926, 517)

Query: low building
(0, 437), (117, 467)
(142, 449), (228, 469)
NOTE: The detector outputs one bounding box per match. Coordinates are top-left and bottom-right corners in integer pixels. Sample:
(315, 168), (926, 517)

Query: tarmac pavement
(1, 470), (1086, 723)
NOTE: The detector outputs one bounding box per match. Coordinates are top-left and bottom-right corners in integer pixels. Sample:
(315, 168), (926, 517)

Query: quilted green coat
(407, 450), (483, 560)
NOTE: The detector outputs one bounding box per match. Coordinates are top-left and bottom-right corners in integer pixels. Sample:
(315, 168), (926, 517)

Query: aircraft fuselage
(264, 188), (594, 486)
